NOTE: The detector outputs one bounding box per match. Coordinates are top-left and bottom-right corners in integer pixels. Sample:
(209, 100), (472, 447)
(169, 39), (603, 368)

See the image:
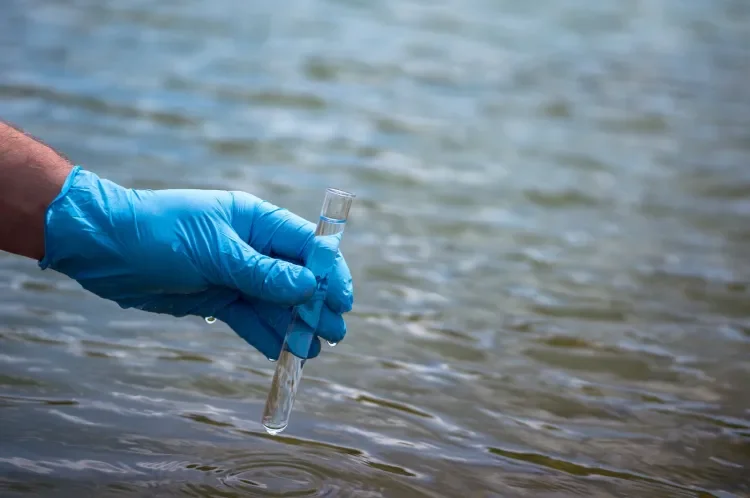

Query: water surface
(1, 0), (750, 496)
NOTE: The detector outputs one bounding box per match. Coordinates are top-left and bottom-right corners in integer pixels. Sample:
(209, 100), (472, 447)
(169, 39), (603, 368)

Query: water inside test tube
(262, 188), (354, 435)
(261, 339), (306, 434)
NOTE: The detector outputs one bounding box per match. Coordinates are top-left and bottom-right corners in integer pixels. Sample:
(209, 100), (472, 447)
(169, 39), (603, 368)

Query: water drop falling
(327, 341), (338, 347)
(205, 316), (216, 324)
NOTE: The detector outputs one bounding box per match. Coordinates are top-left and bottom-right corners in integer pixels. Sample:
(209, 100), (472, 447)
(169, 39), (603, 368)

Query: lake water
(1, 0), (750, 496)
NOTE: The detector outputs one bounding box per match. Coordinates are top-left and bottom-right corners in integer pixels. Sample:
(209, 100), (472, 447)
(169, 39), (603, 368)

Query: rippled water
(2, 0), (750, 496)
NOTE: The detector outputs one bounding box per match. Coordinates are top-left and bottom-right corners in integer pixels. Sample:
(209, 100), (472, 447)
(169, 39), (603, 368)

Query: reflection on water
(2, 0), (750, 496)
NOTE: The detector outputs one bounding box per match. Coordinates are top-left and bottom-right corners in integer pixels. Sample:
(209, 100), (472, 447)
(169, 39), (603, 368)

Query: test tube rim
(325, 187), (356, 199)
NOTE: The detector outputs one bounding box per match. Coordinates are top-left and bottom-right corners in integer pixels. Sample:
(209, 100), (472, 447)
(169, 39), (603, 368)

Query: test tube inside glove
(262, 188), (355, 435)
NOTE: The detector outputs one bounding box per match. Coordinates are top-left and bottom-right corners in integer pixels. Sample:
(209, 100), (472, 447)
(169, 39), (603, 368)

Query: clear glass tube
(262, 188), (355, 435)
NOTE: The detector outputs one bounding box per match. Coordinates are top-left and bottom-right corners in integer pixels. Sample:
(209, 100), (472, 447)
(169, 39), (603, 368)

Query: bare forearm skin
(0, 121), (73, 261)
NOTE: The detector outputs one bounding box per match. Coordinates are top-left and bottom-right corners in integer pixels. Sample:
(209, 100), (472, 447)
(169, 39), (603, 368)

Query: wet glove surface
(40, 167), (353, 359)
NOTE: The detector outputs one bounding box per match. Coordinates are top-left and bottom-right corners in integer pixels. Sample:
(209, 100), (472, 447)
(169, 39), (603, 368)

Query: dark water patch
(363, 460), (417, 477)
(0, 83), (199, 128)
(158, 353), (213, 363)
(0, 395), (78, 406)
(0, 375), (43, 388)
(353, 395), (434, 419)
(84, 351), (112, 359)
(531, 302), (630, 322)
(488, 447), (719, 497)
(182, 413), (234, 428)
(240, 430), (364, 457)
(524, 188), (601, 208)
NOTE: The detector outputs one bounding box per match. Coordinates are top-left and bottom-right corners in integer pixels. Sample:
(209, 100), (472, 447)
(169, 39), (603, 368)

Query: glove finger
(267, 246), (353, 315)
(317, 304), (347, 344)
(325, 252), (354, 314)
(215, 300), (285, 360)
(249, 201), (316, 261)
(255, 302), (346, 345)
(219, 235), (317, 306)
(233, 199), (353, 313)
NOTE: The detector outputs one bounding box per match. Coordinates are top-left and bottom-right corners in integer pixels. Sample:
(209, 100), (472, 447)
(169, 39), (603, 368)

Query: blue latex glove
(40, 166), (354, 360)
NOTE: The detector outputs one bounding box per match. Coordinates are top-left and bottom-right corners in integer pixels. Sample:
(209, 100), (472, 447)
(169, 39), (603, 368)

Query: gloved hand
(40, 166), (354, 360)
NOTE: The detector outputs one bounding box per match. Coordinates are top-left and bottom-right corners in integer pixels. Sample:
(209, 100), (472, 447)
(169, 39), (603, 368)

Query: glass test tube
(262, 188), (355, 435)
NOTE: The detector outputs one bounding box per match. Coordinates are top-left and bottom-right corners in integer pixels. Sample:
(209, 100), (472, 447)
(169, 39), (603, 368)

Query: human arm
(0, 121), (73, 260)
(0, 121), (353, 359)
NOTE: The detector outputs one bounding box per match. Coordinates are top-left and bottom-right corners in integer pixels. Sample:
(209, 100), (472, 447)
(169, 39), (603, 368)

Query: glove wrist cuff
(39, 165), (83, 270)
(38, 166), (127, 274)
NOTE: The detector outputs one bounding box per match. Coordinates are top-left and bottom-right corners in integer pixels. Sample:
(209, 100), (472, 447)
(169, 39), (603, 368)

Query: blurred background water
(1, 0), (750, 496)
